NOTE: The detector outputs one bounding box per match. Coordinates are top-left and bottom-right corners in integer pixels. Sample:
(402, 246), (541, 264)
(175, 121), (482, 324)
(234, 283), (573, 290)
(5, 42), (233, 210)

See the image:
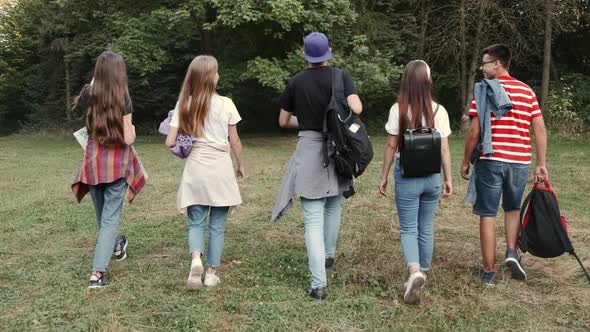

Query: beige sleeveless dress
(169, 94), (242, 213)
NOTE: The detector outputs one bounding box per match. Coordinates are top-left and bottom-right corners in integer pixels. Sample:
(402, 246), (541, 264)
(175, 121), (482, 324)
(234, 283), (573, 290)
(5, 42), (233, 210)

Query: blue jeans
(473, 160), (529, 217)
(187, 205), (230, 268)
(394, 160), (441, 270)
(89, 178), (128, 272)
(301, 195), (343, 289)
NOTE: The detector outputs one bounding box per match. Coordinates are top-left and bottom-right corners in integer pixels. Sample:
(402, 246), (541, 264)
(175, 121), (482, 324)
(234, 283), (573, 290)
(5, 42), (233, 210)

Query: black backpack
(322, 68), (373, 197)
(399, 104), (441, 178)
(519, 179), (590, 283)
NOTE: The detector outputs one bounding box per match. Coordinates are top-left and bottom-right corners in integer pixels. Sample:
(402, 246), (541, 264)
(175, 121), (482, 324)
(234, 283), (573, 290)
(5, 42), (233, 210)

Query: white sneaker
(186, 258), (204, 290)
(403, 271), (426, 305)
(204, 272), (221, 287)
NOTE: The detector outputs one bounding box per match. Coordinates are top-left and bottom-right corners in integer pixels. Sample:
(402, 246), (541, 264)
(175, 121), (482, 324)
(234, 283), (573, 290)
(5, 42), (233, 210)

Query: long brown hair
(397, 60), (434, 144)
(85, 51), (131, 145)
(178, 55), (218, 137)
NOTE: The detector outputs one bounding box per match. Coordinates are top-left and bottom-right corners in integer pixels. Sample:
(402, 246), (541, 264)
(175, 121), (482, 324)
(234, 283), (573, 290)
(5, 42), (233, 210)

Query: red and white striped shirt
(469, 75), (542, 164)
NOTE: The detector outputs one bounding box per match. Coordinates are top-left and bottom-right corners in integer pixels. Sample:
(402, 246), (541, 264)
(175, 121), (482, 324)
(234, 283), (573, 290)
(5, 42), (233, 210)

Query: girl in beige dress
(165, 55), (245, 289)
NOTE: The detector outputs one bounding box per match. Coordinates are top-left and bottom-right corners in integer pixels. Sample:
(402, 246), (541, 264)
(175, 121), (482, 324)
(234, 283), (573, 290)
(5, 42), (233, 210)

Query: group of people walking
(71, 32), (548, 305)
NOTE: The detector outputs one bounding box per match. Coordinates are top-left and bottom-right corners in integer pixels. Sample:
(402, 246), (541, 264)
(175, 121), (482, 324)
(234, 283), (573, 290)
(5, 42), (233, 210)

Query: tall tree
(463, 1), (487, 129)
(416, 0), (431, 59)
(541, 0), (553, 109)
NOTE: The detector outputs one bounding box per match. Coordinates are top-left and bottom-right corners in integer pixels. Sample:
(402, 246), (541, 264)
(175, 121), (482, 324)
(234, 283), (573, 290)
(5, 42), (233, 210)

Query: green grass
(0, 134), (589, 331)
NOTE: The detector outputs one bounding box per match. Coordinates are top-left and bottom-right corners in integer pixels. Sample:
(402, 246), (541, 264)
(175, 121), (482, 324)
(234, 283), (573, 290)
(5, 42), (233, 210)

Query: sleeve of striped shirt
(468, 98), (478, 118)
(530, 91), (542, 118)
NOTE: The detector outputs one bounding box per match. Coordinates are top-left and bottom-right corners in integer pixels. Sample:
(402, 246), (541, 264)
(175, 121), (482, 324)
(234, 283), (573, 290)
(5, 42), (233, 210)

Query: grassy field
(1, 134), (589, 331)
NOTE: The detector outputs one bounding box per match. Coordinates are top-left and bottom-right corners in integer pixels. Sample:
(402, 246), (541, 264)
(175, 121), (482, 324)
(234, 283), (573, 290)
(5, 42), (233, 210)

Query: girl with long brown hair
(379, 60), (453, 304)
(165, 55), (244, 289)
(72, 51), (146, 288)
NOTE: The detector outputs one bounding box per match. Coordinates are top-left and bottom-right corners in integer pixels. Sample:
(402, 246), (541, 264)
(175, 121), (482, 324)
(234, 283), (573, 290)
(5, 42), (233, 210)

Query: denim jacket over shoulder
(473, 78), (513, 159)
(465, 79), (512, 205)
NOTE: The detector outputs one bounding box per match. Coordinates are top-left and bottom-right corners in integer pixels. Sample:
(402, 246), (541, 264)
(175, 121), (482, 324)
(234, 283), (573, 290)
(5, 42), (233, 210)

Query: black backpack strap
(571, 251), (590, 284)
(434, 103), (440, 117)
(335, 67), (344, 98)
(322, 112), (329, 168)
(518, 188), (535, 252)
(322, 68), (336, 168)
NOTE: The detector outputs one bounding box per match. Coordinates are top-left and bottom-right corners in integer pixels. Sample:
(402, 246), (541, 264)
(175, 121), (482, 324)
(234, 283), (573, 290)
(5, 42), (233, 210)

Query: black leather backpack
(399, 104), (441, 177)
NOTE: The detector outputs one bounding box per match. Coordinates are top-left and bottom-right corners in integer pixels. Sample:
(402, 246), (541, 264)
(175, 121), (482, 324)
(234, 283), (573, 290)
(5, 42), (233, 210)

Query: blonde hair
(178, 55), (218, 137)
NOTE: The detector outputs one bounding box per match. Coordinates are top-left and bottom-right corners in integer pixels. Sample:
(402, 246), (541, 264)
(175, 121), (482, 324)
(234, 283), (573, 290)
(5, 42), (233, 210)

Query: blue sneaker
(472, 265), (496, 285)
(505, 249), (527, 281)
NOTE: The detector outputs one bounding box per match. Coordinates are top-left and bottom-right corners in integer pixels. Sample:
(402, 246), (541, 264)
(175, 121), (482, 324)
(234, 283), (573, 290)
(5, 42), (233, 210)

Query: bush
(543, 74), (590, 136)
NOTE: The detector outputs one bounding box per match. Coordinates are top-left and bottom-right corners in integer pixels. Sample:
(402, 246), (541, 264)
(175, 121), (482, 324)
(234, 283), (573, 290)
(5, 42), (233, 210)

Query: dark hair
(85, 51), (131, 145)
(397, 60), (434, 147)
(483, 44), (512, 69)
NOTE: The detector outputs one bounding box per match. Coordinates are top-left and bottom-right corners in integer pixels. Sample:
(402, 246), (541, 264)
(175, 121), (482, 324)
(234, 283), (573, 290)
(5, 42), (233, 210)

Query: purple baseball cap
(303, 32), (332, 63)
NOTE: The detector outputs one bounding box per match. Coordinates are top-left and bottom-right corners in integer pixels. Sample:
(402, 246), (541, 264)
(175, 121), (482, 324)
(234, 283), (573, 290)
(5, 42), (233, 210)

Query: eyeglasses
(480, 60), (497, 67)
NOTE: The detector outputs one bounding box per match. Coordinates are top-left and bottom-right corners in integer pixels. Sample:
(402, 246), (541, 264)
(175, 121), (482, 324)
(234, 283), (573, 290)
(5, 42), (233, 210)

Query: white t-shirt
(170, 94), (241, 145)
(385, 101), (452, 138)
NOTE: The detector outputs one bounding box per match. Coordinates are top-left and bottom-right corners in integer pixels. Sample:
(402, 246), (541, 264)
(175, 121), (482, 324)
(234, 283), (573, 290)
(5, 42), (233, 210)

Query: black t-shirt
(76, 84), (133, 136)
(279, 66), (357, 131)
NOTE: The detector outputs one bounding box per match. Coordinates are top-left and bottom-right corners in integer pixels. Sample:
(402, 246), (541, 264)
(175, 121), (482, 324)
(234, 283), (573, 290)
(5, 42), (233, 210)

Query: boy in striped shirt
(461, 44), (549, 285)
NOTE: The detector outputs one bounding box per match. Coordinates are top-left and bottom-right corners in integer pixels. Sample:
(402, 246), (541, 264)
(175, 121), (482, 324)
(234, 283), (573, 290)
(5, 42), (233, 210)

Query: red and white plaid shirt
(72, 138), (146, 203)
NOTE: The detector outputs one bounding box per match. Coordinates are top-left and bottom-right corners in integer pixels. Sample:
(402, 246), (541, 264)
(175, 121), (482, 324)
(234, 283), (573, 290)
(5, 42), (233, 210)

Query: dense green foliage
(0, 0), (589, 134)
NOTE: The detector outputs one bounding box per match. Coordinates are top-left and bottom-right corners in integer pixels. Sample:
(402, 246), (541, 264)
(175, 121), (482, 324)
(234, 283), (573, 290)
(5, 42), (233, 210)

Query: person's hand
(236, 165), (246, 179)
(535, 165), (548, 183)
(461, 161), (471, 180)
(379, 177), (388, 197)
(442, 179), (453, 198)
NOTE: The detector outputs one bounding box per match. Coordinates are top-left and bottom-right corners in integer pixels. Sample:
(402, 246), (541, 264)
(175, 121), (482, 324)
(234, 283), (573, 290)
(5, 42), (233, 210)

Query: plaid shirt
(72, 138), (146, 203)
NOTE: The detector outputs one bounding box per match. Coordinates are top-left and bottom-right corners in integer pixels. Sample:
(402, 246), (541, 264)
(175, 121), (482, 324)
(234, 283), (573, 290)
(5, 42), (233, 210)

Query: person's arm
(441, 137), (453, 198)
(165, 126), (178, 148)
(532, 116), (548, 183)
(460, 119), (480, 180)
(342, 71), (362, 115)
(123, 114), (136, 145)
(279, 109), (299, 128)
(379, 134), (399, 197)
(229, 124), (245, 179)
(347, 94), (362, 115)
(165, 103), (181, 148)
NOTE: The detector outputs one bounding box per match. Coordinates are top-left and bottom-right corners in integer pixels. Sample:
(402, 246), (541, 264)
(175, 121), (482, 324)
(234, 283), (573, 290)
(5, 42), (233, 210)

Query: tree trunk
(459, 0), (467, 118)
(541, 0), (553, 109)
(462, 1), (486, 130)
(201, 5), (216, 53)
(416, 0), (431, 59)
(65, 60), (71, 121)
(550, 53), (559, 81)
(64, 38), (71, 121)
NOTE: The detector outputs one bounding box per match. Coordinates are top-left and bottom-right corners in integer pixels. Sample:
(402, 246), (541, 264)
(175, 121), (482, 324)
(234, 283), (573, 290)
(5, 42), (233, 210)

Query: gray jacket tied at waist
(271, 131), (352, 222)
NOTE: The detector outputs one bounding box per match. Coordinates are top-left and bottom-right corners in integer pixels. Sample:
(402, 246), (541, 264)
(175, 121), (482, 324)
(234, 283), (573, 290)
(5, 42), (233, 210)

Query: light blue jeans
(394, 160), (442, 271)
(187, 205), (230, 268)
(89, 178), (128, 272)
(301, 195), (343, 289)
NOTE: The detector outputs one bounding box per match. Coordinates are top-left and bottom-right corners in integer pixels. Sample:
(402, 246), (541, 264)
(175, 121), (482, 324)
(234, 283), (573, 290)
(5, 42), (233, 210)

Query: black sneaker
(308, 287), (327, 301)
(88, 274), (108, 288)
(471, 265), (496, 286)
(114, 236), (128, 261)
(325, 257), (335, 269)
(505, 249), (527, 281)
